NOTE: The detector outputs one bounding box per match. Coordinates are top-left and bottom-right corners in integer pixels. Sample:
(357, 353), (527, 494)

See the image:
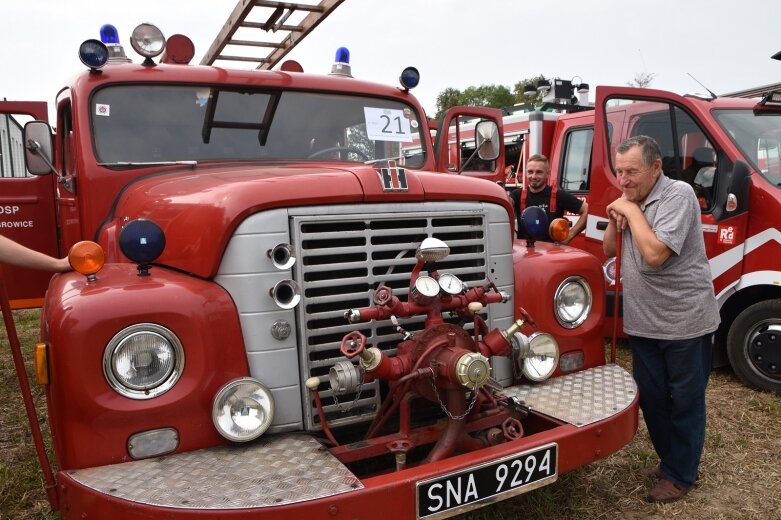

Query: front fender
(41, 264), (249, 470)
(511, 241), (606, 372)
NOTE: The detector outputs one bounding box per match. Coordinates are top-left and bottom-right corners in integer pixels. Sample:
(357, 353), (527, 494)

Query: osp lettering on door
(0, 205), (21, 215)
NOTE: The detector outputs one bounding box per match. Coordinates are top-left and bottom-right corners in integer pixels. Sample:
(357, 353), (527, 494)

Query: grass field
(2, 309), (780, 519)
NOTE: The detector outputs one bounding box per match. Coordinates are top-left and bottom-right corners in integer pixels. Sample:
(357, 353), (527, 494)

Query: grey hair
(616, 135), (662, 168)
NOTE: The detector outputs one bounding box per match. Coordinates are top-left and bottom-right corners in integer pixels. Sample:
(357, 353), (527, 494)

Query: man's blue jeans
(629, 334), (712, 488)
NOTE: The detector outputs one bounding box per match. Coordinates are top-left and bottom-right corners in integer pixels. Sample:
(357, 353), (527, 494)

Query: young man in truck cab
(510, 153), (588, 243)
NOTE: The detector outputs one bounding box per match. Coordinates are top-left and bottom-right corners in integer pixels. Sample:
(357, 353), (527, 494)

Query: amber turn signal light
(35, 343), (48, 385)
(549, 218), (570, 243)
(68, 241), (105, 276)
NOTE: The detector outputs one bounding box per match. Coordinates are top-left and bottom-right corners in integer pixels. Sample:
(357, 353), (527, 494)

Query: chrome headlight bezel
(103, 323), (184, 400)
(554, 276), (592, 329)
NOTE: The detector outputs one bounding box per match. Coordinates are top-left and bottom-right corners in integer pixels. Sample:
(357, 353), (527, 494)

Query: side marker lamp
(68, 241), (105, 280)
(128, 428), (179, 459)
(35, 343), (48, 385)
(79, 39), (109, 70)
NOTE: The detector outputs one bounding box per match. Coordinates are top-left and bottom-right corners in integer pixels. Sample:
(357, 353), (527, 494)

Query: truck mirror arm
(26, 139), (63, 178)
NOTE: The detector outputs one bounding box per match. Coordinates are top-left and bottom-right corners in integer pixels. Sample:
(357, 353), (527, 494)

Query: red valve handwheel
(340, 331), (367, 358)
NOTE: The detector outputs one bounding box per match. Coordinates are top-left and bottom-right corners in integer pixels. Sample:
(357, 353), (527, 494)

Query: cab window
(605, 98), (724, 210)
(560, 127), (593, 192)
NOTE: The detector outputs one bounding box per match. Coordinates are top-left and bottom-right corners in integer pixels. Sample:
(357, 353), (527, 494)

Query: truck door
(0, 101), (59, 308)
(589, 87), (750, 286)
(435, 107), (505, 183)
(552, 118), (593, 251)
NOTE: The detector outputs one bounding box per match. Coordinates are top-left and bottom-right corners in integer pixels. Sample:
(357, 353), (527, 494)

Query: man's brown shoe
(646, 478), (690, 503)
(639, 464), (662, 479)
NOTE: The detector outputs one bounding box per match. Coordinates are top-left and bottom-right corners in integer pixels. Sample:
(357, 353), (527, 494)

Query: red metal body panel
(101, 166), (514, 277)
(0, 101), (59, 307)
(512, 241), (606, 368)
(43, 265), (249, 470)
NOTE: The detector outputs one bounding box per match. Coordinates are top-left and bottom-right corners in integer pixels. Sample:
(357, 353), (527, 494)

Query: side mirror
(475, 120), (500, 161)
(714, 160), (751, 219)
(24, 121), (54, 175)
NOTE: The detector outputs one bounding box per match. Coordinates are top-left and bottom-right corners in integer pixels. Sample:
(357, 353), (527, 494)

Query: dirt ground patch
(2, 309), (780, 519)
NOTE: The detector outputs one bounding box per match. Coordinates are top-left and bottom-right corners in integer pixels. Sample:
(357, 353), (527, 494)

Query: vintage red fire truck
(0, 22), (639, 519)
(465, 79), (781, 394)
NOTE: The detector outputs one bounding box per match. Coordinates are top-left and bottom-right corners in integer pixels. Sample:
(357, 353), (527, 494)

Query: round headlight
(103, 323), (184, 399)
(522, 332), (560, 382)
(554, 276), (592, 328)
(212, 378), (275, 442)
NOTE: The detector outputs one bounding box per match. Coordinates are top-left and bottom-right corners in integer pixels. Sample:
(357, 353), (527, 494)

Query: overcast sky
(3, 0), (780, 119)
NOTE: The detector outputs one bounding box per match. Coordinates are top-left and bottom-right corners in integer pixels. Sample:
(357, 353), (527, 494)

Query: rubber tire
(726, 299), (781, 393)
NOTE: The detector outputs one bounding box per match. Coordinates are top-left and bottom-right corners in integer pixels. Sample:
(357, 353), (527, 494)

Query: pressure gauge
(412, 275), (440, 304)
(438, 273), (464, 295)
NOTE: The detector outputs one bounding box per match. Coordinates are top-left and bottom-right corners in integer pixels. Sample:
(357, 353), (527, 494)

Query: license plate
(416, 443), (557, 519)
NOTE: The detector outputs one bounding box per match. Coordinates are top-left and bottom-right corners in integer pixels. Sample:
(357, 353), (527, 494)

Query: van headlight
(212, 378), (275, 442)
(103, 323), (184, 399)
(554, 276), (592, 328)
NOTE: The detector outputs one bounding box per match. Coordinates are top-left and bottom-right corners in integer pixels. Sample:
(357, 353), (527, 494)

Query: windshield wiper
(364, 152), (423, 166)
(98, 160), (198, 167)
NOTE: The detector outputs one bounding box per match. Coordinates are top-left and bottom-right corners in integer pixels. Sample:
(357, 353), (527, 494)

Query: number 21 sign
(364, 107), (412, 142)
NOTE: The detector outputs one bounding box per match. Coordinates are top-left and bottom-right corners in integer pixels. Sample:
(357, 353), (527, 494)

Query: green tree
(435, 87), (464, 119)
(627, 72), (656, 88)
(434, 76), (551, 120)
(434, 84), (516, 119)
(461, 84), (515, 108)
(512, 74), (547, 106)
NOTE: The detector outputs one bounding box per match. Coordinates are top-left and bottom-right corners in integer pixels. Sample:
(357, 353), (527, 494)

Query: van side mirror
(714, 160), (751, 219)
(24, 121), (55, 175)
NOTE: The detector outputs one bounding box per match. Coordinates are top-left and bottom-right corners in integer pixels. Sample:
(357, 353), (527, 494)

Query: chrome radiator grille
(216, 202), (513, 433)
(289, 202), (514, 430)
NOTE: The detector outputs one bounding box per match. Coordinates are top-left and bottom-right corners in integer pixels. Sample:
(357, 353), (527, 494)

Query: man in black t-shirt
(509, 153), (588, 243)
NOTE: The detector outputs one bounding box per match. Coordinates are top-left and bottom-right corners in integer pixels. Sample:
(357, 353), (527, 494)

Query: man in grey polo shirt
(603, 135), (719, 504)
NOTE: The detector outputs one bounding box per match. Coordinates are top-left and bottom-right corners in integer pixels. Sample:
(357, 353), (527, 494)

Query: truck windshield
(714, 109), (781, 186)
(91, 85), (426, 168)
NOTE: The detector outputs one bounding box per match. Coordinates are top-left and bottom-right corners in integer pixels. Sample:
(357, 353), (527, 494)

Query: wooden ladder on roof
(201, 0), (345, 69)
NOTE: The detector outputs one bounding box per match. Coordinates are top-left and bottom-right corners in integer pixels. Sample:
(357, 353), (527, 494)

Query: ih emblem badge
(377, 161), (408, 192)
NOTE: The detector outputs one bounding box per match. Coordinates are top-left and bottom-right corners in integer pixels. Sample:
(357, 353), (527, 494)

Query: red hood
(102, 163), (513, 277)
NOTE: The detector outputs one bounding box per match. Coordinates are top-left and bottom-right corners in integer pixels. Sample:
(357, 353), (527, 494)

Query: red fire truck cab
(0, 25), (638, 519)
(485, 83), (781, 394)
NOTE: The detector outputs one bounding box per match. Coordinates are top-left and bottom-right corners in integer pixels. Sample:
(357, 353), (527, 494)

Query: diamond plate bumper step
(67, 434), (362, 509)
(65, 365), (634, 508)
(503, 364), (637, 427)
